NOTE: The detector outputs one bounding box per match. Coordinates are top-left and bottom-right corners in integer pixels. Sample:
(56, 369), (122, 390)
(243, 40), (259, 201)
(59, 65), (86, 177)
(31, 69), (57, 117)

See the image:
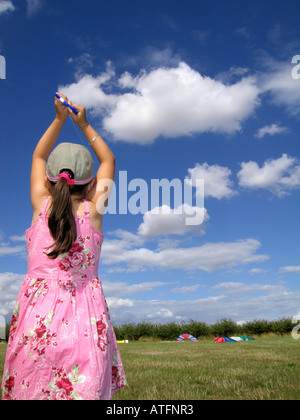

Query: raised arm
(30, 93), (69, 211)
(68, 103), (115, 212)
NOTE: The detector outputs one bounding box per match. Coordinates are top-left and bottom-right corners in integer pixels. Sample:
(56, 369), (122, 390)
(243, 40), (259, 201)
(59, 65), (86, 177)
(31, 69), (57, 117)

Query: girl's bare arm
(30, 93), (69, 211)
(68, 104), (115, 210)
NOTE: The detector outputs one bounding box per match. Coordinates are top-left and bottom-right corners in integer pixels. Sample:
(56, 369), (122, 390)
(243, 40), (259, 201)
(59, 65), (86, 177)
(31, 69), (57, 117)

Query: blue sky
(0, 0), (299, 325)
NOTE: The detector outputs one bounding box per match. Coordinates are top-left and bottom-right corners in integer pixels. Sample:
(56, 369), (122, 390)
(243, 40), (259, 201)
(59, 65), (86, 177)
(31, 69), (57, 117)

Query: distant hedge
(2, 317), (295, 342)
(113, 318), (295, 341)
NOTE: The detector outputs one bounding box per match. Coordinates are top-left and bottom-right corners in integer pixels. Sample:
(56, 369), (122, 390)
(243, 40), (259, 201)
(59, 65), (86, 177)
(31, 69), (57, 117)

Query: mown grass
(1, 337), (299, 400)
(112, 336), (300, 400)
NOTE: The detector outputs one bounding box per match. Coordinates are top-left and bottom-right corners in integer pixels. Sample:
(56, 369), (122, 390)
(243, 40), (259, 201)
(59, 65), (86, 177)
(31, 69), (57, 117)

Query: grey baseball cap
(46, 143), (94, 185)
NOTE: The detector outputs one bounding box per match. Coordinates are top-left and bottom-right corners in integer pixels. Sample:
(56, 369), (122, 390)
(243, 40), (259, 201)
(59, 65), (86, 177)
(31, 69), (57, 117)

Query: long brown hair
(46, 170), (86, 259)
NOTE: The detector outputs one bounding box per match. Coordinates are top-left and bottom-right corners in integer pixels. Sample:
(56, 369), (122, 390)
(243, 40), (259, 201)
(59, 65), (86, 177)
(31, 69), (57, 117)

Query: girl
(1, 93), (127, 400)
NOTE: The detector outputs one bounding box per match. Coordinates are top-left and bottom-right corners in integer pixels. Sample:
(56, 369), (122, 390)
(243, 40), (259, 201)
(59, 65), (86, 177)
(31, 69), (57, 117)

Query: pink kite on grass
(176, 334), (199, 342)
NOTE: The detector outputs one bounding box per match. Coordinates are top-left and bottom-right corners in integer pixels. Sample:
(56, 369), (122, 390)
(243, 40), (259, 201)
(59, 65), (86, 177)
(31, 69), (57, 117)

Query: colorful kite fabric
(176, 334), (199, 342)
(215, 336), (255, 343)
(214, 337), (236, 343)
(239, 336), (255, 341)
(230, 336), (255, 342)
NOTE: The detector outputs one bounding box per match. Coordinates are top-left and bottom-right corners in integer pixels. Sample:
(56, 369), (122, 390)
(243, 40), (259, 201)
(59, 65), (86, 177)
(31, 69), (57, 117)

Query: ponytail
(46, 176), (77, 260)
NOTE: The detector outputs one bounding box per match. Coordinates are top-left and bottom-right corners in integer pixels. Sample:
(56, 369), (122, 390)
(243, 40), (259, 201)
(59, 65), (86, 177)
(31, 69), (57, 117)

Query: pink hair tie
(59, 173), (75, 186)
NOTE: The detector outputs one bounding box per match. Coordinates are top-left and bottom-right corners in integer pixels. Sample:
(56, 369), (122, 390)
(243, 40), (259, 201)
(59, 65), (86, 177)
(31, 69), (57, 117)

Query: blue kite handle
(55, 93), (78, 114)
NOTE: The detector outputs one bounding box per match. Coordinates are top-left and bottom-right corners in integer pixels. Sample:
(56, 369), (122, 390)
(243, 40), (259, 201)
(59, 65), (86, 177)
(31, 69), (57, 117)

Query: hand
(54, 92), (69, 122)
(67, 102), (88, 128)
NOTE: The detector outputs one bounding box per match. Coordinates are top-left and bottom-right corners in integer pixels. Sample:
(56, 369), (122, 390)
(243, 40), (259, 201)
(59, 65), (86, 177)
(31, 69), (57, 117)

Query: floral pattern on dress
(91, 313), (108, 351)
(8, 302), (20, 343)
(112, 351), (127, 392)
(57, 280), (77, 304)
(58, 236), (96, 275)
(26, 311), (57, 361)
(43, 365), (86, 400)
(2, 372), (16, 400)
(24, 278), (48, 306)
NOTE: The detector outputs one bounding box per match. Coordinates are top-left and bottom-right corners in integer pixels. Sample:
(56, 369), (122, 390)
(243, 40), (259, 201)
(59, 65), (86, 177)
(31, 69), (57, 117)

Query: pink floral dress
(1, 197), (127, 400)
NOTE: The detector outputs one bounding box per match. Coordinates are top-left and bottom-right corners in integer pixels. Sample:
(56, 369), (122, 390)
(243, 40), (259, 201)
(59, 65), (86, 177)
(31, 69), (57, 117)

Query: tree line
(113, 318), (295, 341)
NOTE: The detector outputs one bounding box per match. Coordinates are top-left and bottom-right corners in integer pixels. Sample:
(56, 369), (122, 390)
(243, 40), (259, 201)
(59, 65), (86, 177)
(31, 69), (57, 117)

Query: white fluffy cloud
(0, 272), (25, 317)
(186, 162), (236, 199)
(237, 154), (300, 196)
(59, 54), (300, 145)
(0, 0), (15, 15)
(102, 235), (269, 273)
(186, 155), (300, 199)
(261, 59), (300, 115)
(100, 193), (269, 273)
(137, 204), (209, 237)
(59, 62), (260, 144)
(146, 308), (174, 320)
(0, 0), (43, 18)
(59, 64), (118, 111)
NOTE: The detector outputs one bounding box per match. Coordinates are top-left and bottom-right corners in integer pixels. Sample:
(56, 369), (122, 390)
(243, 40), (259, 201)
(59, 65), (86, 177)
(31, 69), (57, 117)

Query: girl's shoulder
(84, 199), (103, 234)
(31, 195), (52, 226)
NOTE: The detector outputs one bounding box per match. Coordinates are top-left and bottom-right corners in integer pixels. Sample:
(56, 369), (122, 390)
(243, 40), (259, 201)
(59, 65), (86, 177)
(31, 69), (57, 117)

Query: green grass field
(1, 337), (299, 400)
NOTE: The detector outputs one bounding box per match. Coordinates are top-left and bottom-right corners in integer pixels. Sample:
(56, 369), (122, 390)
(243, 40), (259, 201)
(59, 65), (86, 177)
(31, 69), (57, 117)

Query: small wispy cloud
(172, 284), (201, 294)
(67, 53), (94, 78)
(279, 266), (300, 273)
(0, 245), (26, 257)
(9, 234), (26, 242)
(0, 231), (26, 257)
(255, 123), (289, 139)
(248, 268), (267, 275)
(26, 0), (44, 17)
